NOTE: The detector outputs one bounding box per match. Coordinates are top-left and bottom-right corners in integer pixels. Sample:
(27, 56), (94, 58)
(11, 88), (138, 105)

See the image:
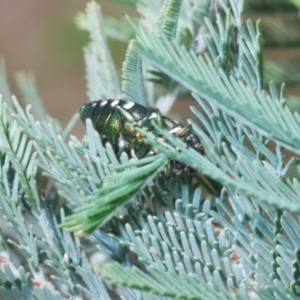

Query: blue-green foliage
(0, 0), (300, 299)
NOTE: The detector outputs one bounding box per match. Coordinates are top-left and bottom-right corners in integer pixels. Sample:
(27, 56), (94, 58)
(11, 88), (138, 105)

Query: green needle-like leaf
(135, 26), (300, 154)
(61, 154), (167, 236)
(121, 40), (148, 106)
(99, 262), (246, 300)
(138, 123), (300, 214)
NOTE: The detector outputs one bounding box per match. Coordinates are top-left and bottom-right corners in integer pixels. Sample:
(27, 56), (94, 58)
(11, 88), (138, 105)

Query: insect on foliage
(80, 99), (203, 174)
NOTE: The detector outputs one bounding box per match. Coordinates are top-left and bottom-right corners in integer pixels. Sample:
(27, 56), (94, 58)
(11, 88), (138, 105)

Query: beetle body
(80, 99), (203, 171)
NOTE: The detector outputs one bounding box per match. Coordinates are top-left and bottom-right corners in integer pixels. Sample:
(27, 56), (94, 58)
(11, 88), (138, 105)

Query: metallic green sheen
(80, 99), (151, 157)
(80, 99), (203, 162)
(80, 100), (149, 137)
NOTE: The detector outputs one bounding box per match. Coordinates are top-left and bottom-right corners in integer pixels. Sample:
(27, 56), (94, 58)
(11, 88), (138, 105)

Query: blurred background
(0, 1), (134, 135)
(0, 0), (299, 136)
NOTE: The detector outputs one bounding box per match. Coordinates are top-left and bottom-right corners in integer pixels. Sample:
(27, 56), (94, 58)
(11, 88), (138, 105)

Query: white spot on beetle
(168, 127), (182, 134)
(149, 112), (157, 119)
(118, 137), (126, 149)
(130, 148), (138, 160)
(100, 100), (107, 106)
(111, 100), (119, 107)
(123, 101), (135, 109)
(92, 102), (97, 107)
